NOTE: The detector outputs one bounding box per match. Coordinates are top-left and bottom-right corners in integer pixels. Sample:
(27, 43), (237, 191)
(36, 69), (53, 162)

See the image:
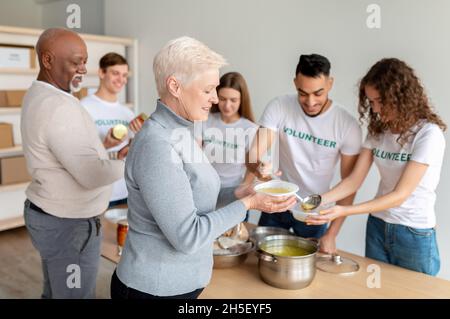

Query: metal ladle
(267, 173), (322, 211)
(295, 194), (322, 211)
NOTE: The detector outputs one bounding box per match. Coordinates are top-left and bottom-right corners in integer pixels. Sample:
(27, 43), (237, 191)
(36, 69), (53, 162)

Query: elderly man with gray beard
(21, 28), (124, 299)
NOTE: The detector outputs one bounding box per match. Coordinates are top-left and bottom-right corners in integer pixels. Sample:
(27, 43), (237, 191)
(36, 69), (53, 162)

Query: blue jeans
(108, 198), (127, 209)
(365, 215), (440, 276)
(258, 211), (327, 239)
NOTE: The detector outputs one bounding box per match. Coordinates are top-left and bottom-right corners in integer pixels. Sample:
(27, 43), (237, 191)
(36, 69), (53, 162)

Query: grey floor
(0, 226), (116, 299)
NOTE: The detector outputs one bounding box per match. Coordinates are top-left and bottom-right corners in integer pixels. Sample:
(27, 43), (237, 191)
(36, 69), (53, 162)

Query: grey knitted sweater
(116, 100), (247, 296)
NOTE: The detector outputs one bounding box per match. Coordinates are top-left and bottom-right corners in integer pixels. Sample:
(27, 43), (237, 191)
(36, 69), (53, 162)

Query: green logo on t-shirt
(204, 136), (238, 149)
(283, 126), (337, 148)
(372, 148), (411, 162)
(95, 119), (129, 127)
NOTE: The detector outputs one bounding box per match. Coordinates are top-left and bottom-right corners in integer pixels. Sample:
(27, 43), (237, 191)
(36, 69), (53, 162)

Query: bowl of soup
(290, 206), (319, 222)
(254, 180), (299, 197)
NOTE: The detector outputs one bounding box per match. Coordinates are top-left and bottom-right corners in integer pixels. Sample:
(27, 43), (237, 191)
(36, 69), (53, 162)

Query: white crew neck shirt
(81, 94), (135, 201)
(363, 122), (445, 228)
(203, 112), (258, 188)
(259, 94), (362, 196)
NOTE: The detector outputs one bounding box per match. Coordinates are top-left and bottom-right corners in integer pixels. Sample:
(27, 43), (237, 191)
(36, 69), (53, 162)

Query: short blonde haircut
(153, 36), (227, 97)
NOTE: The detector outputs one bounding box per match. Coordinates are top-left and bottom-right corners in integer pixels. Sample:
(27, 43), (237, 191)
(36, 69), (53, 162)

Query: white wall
(0, 0), (43, 28)
(106, 0), (450, 280)
(41, 0), (105, 35)
(0, 0), (104, 35)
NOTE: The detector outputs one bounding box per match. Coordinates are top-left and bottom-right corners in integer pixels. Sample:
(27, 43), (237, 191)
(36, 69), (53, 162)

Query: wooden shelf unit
(0, 25), (139, 231)
(0, 181), (29, 193)
(0, 107), (21, 115)
(0, 145), (23, 157)
(0, 67), (103, 76)
(0, 216), (25, 231)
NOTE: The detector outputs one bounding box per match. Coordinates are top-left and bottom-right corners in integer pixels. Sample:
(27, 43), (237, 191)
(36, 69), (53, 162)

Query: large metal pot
(256, 235), (318, 289)
(249, 226), (292, 248)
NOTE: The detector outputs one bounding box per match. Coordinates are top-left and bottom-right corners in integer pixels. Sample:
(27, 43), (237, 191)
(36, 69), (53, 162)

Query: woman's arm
(132, 134), (295, 254)
(321, 148), (374, 205)
(132, 135), (248, 254)
(319, 152), (359, 253)
(307, 160), (429, 225)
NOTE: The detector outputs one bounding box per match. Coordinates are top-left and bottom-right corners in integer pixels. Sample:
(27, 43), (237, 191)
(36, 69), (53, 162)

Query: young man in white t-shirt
(246, 54), (362, 253)
(81, 53), (142, 207)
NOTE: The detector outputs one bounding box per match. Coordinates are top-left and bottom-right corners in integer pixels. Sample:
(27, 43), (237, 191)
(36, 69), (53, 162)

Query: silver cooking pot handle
(255, 249), (278, 263)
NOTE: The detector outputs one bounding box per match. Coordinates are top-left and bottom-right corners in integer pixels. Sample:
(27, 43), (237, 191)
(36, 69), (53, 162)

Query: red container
(117, 219), (128, 255)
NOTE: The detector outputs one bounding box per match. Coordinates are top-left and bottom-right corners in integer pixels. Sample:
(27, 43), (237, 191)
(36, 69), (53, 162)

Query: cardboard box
(0, 156), (31, 185)
(0, 122), (14, 149)
(29, 47), (37, 68)
(0, 90), (26, 107)
(0, 44), (36, 69)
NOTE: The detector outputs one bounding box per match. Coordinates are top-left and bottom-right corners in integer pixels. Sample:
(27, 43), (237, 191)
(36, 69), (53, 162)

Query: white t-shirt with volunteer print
(259, 94), (362, 197)
(363, 122), (445, 228)
(81, 94), (135, 201)
(203, 112), (258, 188)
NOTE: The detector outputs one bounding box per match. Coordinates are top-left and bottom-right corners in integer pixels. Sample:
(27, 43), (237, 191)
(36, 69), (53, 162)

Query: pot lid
(316, 254), (360, 275)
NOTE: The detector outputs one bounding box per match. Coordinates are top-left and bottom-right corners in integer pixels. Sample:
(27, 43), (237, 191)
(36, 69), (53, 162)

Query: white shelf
(2, 105), (132, 113)
(0, 25), (138, 232)
(0, 107), (21, 115)
(0, 67), (103, 77)
(0, 145), (23, 158)
(0, 67), (38, 74)
(0, 182), (28, 231)
(0, 181), (29, 193)
(0, 215), (25, 231)
(0, 25), (135, 45)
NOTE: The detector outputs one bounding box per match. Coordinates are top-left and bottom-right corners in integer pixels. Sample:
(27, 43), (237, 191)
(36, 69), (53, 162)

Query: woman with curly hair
(306, 58), (446, 275)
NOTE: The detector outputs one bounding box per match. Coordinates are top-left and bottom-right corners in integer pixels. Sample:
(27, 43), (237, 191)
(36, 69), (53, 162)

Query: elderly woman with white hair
(110, 37), (296, 299)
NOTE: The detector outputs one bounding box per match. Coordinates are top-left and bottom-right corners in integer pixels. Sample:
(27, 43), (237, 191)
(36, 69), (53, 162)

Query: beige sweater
(21, 81), (125, 218)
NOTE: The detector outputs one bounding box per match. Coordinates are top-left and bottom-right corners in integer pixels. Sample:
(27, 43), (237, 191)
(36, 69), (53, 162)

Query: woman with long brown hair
(307, 58), (446, 275)
(203, 72), (258, 207)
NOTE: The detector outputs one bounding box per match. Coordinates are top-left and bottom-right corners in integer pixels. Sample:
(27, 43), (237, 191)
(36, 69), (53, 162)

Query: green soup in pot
(260, 244), (312, 257)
